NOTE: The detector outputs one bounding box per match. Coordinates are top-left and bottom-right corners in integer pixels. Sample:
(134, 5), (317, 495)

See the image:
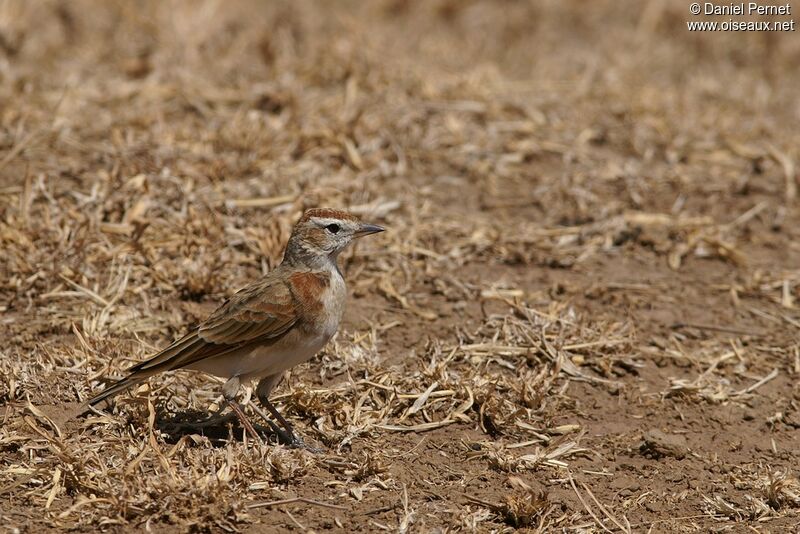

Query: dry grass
(2, 0), (800, 531)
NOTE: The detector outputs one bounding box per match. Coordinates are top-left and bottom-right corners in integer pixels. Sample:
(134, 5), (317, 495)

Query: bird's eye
(326, 223), (340, 234)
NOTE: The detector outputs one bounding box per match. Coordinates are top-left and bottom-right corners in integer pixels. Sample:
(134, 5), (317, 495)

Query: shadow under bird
(82, 208), (384, 447)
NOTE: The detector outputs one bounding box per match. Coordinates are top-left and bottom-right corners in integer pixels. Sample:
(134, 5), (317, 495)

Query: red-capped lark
(83, 208), (384, 447)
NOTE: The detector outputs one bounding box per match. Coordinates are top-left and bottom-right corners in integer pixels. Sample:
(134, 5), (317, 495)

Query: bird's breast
(312, 269), (347, 341)
(215, 268), (347, 381)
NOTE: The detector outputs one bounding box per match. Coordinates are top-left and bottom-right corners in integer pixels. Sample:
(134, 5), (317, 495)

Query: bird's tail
(89, 375), (148, 407)
(77, 373), (150, 416)
(77, 331), (207, 417)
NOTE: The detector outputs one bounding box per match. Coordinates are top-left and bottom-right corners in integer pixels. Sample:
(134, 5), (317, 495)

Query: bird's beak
(354, 222), (385, 238)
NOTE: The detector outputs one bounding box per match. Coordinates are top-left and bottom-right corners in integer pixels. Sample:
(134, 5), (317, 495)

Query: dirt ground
(2, 1), (800, 532)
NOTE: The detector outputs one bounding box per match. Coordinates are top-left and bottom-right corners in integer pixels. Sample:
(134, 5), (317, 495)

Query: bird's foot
(264, 420), (321, 452)
(286, 434), (322, 453)
(226, 399), (263, 444)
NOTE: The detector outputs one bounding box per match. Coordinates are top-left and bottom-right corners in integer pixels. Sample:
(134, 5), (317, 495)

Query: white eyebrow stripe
(313, 217), (345, 227)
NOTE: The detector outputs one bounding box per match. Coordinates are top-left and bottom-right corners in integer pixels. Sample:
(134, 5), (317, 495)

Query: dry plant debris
(2, 0), (800, 531)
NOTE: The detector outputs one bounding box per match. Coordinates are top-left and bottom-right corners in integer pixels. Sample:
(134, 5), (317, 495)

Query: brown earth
(2, 1), (800, 532)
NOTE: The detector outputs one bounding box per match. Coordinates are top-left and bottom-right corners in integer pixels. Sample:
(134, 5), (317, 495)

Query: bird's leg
(255, 374), (293, 434)
(249, 401), (295, 445)
(253, 373), (295, 444)
(222, 376), (261, 444)
(253, 373), (318, 450)
(226, 399), (261, 443)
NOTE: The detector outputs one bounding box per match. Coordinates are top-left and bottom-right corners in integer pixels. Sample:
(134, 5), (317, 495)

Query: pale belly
(187, 326), (336, 382)
(187, 269), (345, 382)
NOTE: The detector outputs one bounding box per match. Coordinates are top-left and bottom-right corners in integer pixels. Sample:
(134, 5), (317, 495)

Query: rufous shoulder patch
(288, 271), (331, 312)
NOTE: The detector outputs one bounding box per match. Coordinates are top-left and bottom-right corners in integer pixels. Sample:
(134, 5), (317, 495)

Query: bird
(82, 208), (384, 447)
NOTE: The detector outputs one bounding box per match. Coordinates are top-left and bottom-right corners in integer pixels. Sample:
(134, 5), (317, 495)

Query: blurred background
(2, 1), (800, 531)
(2, 0), (798, 239)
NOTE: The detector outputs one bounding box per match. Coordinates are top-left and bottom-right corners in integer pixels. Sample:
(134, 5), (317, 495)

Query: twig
(365, 503), (399, 516)
(732, 368), (779, 396)
(567, 472), (613, 534)
(283, 509), (307, 531)
(0, 130), (39, 174)
(563, 339), (629, 351)
(58, 275), (110, 307)
(580, 480), (630, 534)
(724, 200), (769, 229)
(671, 322), (764, 337)
(248, 497), (347, 510)
(627, 513), (725, 529)
(767, 144), (796, 201)
(376, 419), (456, 432)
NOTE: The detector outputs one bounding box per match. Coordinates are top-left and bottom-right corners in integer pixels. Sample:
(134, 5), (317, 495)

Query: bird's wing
(87, 274), (299, 407)
(135, 276), (298, 374)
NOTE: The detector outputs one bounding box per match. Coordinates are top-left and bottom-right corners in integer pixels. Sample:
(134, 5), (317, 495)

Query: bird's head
(284, 208), (384, 265)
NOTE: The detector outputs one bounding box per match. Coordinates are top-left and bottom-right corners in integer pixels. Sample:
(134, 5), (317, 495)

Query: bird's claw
(272, 427), (321, 452)
(289, 435), (322, 453)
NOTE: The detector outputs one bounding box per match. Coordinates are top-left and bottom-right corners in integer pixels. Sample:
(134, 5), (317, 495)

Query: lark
(83, 208), (384, 446)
